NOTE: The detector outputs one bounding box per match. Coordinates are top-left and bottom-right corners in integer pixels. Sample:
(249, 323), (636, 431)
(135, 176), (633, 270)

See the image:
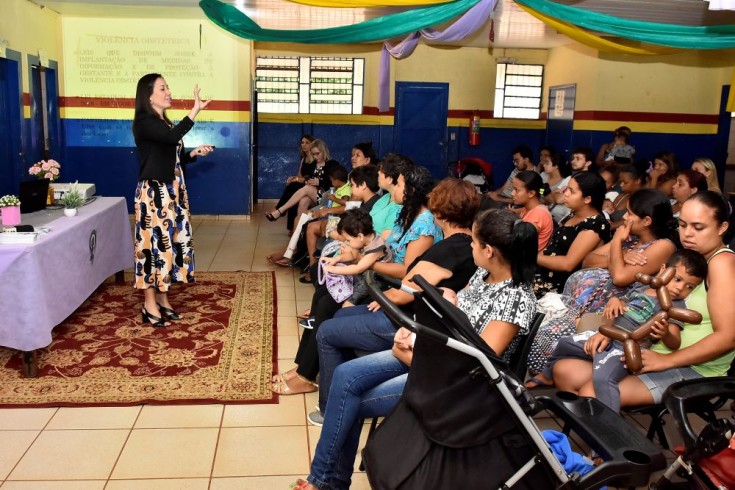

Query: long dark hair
(628, 189), (678, 245)
(653, 151), (679, 182)
(474, 209), (537, 286)
(134, 73), (170, 124)
(398, 165), (434, 237)
(687, 190), (730, 226)
(572, 172), (607, 213)
(353, 142), (377, 165)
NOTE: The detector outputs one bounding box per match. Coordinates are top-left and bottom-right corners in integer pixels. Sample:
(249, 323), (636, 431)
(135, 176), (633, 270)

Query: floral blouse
(386, 209), (443, 264)
(457, 268), (537, 362)
(535, 213), (611, 295)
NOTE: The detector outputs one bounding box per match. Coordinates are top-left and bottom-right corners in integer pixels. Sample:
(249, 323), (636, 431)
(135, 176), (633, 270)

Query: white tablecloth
(0, 197), (133, 351)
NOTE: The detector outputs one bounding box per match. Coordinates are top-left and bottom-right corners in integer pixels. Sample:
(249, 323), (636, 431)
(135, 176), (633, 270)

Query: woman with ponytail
(512, 170), (554, 251)
(292, 208), (538, 490)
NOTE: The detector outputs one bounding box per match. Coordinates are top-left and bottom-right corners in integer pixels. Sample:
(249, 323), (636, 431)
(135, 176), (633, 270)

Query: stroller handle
(365, 270), (450, 346)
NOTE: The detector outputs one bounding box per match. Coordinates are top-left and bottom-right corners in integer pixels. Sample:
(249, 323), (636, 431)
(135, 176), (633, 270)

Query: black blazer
(132, 113), (196, 183)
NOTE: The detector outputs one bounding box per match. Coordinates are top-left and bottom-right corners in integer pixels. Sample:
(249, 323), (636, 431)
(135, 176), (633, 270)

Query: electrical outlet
(450, 132), (456, 141)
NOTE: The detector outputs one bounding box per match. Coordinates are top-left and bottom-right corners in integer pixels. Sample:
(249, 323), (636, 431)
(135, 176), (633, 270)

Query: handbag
(318, 261), (354, 303)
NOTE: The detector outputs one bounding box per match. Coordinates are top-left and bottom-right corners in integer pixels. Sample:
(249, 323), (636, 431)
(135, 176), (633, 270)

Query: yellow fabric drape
(518, 4), (682, 56)
(284, 0), (453, 6)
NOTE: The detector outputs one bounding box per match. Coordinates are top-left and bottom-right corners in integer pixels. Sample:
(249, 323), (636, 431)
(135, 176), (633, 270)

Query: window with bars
(493, 63), (543, 119)
(255, 56), (364, 114)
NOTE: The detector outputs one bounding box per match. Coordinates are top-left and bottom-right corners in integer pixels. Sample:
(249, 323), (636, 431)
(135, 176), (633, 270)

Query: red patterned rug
(0, 272), (277, 407)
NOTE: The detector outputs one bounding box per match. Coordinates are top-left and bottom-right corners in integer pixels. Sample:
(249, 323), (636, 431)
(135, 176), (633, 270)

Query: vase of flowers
(28, 159), (61, 204)
(61, 182), (84, 217)
(0, 195), (22, 226)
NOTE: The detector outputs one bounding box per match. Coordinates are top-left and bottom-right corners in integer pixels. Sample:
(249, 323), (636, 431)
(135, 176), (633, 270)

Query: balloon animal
(598, 267), (703, 373)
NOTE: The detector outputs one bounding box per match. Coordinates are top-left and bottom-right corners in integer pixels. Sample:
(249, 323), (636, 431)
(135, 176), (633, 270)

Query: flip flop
(524, 376), (553, 389)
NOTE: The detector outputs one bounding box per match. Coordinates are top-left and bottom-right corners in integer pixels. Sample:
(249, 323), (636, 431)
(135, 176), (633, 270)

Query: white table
(0, 197), (133, 375)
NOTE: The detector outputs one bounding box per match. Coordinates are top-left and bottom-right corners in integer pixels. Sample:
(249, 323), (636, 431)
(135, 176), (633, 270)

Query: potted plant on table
(0, 195), (22, 226)
(28, 159), (61, 204)
(60, 182), (84, 217)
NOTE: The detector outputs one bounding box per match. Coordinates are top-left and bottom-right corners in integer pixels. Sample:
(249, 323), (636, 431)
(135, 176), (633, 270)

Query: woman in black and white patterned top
(444, 208), (539, 361)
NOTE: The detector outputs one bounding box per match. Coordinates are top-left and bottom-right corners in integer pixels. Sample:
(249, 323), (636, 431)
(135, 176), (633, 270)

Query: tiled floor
(0, 202), (700, 488)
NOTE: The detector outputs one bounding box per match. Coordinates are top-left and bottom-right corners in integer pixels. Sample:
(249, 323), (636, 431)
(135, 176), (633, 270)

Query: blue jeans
(316, 305), (398, 411)
(307, 350), (408, 490)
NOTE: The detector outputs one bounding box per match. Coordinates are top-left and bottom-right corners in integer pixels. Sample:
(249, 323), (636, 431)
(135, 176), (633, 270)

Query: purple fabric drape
(378, 0), (498, 111)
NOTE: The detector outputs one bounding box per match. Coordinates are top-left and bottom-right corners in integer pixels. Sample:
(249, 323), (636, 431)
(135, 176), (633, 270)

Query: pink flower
(44, 172), (53, 179)
(29, 167), (39, 175)
(48, 159), (60, 168)
(41, 161), (51, 170)
(50, 167), (59, 175)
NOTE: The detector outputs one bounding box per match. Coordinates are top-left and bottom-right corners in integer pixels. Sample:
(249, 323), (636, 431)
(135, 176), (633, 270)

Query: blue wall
(61, 119), (251, 215)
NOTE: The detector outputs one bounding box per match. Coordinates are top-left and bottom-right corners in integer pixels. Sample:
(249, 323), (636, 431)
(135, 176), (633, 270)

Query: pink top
(520, 205), (554, 252)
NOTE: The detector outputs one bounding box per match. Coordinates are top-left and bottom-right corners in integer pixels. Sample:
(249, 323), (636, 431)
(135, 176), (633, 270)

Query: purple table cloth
(0, 197), (133, 351)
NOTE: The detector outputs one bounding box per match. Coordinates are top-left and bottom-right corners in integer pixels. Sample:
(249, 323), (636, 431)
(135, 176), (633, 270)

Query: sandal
(265, 209), (283, 222)
(272, 369), (297, 384)
(273, 257), (292, 267)
(296, 309), (311, 320)
(271, 375), (317, 395)
(298, 273), (312, 284)
(524, 376), (553, 389)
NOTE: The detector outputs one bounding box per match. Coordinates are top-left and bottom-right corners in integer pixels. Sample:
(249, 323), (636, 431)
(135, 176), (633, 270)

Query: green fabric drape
(514, 0), (735, 49)
(199, 0), (481, 43)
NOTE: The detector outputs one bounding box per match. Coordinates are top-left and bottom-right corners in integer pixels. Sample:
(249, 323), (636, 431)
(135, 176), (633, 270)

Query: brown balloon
(624, 339), (642, 373)
(599, 266), (703, 374)
(667, 306), (703, 325)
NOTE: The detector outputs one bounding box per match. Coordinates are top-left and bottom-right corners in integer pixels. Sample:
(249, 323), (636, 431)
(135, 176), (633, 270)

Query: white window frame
(494, 63), (543, 120)
(255, 56), (364, 115)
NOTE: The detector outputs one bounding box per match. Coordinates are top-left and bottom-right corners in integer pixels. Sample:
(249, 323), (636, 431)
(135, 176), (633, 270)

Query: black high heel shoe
(157, 303), (182, 321)
(265, 209), (283, 222)
(142, 307), (168, 327)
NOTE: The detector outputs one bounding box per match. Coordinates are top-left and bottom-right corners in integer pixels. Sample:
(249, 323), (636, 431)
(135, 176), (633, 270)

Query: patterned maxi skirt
(133, 162), (195, 292)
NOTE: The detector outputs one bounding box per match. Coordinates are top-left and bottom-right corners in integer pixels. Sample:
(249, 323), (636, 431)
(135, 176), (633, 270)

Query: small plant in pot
(61, 182), (84, 216)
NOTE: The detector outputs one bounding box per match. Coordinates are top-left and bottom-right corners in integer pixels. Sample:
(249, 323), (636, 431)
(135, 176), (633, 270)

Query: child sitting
(529, 249), (707, 412)
(320, 208), (392, 307)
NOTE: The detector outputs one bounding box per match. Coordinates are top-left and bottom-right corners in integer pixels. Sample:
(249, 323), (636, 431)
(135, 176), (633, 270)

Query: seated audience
(597, 126), (635, 167)
(265, 138), (338, 222)
(512, 170), (554, 251)
(552, 191), (734, 410)
(484, 144), (535, 207)
(542, 152), (572, 223)
(527, 188), (678, 375)
(271, 163), (440, 395)
(273, 134), (314, 232)
(600, 165), (620, 216)
(608, 163), (647, 226)
(314, 178), (481, 414)
(646, 150), (679, 197)
(530, 249), (706, 413)
(534, 172), (611, 297)
(691, 157), (722, 193)
(292, 208), (538, 490)
(570, 146), (595, 173)
(672, 169), (708, 217)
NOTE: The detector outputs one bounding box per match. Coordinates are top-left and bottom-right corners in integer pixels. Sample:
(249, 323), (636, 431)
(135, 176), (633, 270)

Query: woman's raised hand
(613, 218), (633, 242)
(190, 84), (211, 117)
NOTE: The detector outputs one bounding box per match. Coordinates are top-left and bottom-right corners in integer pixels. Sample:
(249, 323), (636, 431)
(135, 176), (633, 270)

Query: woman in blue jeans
(314, 178), (482, 414)
(292, 208), (539, 490)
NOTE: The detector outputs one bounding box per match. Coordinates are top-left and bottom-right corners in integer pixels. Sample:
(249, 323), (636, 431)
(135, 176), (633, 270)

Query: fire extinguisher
(469, 113), (480, 146)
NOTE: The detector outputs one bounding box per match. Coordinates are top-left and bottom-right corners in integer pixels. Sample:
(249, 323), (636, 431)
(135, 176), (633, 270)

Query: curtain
(513, 0), (735, 49)
(199, 0), (482, 43)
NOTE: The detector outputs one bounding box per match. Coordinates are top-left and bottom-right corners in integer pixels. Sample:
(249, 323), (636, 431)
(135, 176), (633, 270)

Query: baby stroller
(449, 157), (493, 194)
(651, 377), (735, 489)
(361, 271), (666, 489)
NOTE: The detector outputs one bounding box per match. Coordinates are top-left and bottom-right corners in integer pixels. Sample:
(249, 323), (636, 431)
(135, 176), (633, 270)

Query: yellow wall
(1, 0), (62, 91)
(545, 43), (735, 115)
(60, 15), (251, 121)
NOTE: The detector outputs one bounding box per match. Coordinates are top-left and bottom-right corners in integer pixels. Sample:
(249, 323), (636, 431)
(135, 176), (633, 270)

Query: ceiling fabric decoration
(517, 4), (681, 55)
(378, 0), (497, 111)
(285, 0), (455, 7)
(514, 0), (735, 49)
(199, 0), (482, 43)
